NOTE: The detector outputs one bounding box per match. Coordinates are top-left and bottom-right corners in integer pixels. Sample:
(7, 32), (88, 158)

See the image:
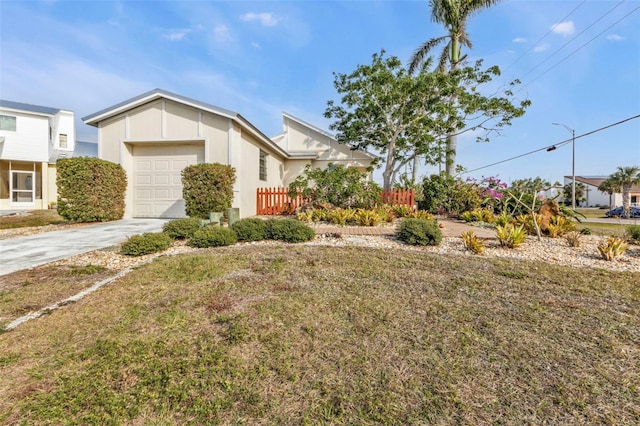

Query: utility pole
(553, 123), (576, 209)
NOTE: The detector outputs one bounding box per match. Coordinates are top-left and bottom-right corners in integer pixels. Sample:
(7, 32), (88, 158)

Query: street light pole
(553, 123), (576, 209)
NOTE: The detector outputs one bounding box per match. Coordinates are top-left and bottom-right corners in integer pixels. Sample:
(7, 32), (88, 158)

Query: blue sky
(1, 0), (639, 187)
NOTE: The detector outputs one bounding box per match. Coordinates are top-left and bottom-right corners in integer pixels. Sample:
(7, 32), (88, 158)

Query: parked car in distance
(605, 206), (640, 218)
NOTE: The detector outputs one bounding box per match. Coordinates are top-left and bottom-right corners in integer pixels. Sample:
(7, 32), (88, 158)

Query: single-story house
(0, 100), (76, 211)
(83, 89), (374, 219)
(564, 175), (640, 208)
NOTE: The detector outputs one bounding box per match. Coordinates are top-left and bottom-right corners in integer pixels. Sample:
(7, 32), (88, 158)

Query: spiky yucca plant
(461, 231), (485, 255)
(496, 224), (527, 249)
(597, 237), (628, 261)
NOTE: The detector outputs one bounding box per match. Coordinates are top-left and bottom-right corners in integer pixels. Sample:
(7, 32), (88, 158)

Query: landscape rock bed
(44, 233), (640, 274)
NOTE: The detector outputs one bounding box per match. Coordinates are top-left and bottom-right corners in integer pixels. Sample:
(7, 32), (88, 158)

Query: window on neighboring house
(259, 150), (267, 181)
(59, 134), (68, 148)
(0, 115), (16, 131)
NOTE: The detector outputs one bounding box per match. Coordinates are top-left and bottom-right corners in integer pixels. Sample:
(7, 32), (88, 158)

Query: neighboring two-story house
(83, 89), (375, 219)
(0, 100), (75, 211)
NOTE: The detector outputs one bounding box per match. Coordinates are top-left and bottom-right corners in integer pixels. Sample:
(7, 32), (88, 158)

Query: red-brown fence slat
(257, 187), (415, 215)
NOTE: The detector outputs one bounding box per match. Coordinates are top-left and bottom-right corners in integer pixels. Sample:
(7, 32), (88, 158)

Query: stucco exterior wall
(128, 101), (162, 140)
(283, 159), (311, 186)
(99, 116), (126, 164)
(201, 113), (229, 164)
(237, 128), (286, 217)
(165, 100), (199, 139)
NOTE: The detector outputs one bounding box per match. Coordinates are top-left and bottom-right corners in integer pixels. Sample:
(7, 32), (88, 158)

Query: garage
(132, 144), (204, 218)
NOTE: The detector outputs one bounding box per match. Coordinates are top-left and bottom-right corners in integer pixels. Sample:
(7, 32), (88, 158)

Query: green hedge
(266, 219), (315, 243)
(188, 226), (238, 248)
(231, 218), (268, 241)
(163, 217), (204, 239)
(57, 157), (127, 222)
(182, 163), (236, 219)
(397, 218), (442, 246)
(121, 232), (173, 256)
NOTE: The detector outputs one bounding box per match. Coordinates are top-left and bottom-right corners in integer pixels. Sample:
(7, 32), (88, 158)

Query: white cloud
(534, 44), (549, 53)
(550, 21), (575, 36)
(512, 37), (527, 43)
(251, 41), (261, 49)
(163, 28), (192, 41)
(607, 34), (624, 41)
(241, 12), (278, 27)
(214, 24), (232, 42)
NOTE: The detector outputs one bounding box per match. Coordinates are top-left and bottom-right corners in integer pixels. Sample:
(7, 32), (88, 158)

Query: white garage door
(132, 144), (204, 218)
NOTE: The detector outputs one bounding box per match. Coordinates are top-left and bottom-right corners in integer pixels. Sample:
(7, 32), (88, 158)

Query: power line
(518, 0), (626, 82)
(519, 6), (640, 91)
(459, 114), (640, 175)
(502, 0), (586, 74)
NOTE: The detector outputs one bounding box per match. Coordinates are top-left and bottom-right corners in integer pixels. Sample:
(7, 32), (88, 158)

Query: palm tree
(597, 177), (621, 209)
(409, 0), (501, 176)
(609, 166), (640, 217)
(563, 182), (586, 207)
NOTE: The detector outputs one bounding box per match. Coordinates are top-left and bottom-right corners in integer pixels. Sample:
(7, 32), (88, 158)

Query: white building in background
(0, 100), (76, 211)
(564, 175), (639, 208)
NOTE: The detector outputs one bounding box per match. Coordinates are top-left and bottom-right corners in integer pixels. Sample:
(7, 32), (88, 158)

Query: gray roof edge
(0, 99), (62, 116)
(82, 88), (239, 124)
(283, 111), (335, 140)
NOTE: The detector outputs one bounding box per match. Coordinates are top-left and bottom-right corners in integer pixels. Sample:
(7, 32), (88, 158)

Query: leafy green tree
(609, 166), (640, 216)
(326, 51), (529, 190)
(421, 172), (481, 215)
(409, 0), (502, 175)
(288, 163), (380, 209)
(509, 177), (551, 194)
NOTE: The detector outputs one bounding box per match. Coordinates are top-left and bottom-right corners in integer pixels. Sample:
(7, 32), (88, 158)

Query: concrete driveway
(0, 219), (168, 276)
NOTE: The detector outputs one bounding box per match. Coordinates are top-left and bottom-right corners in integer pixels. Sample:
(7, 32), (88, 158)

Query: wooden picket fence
(256, 187), (306, 215)
(381, 189), (415, 208)
(256, 187), (415, 215)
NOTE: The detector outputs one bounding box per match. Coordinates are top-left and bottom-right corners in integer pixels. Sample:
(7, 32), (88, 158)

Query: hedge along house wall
(181, 163), (236, 219)
(56, 157), (127, 222)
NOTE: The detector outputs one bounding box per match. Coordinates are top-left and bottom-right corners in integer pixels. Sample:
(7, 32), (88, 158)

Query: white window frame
(11, 170), (35, 205)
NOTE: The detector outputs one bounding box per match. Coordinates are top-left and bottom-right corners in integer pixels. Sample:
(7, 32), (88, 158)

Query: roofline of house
(281, 111), (377, 160)
(0, 99), (69, 117)
(82, 88), (291, 159)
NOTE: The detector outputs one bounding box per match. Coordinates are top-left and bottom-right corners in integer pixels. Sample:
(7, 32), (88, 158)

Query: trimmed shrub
(231, 218), (268, 242)
(266, 219), (315, 243)
(121, 232), (172, 256)
(182, 163), (236, 219)
(397, 218), (442, 246)
(188, 226), (238, 248)
(163, 217), (203, 239)
(57, 157), (127, 222)
(626, 225), (640, 243)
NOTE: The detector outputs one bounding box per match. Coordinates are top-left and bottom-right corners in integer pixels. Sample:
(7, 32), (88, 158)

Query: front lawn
(1, 246), (638, 424)
(0, 210), (67, 229)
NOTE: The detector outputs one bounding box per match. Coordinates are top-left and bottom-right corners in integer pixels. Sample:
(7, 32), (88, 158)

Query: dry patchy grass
(0, 246), (638, 424)
(0, 264), (112, 327)
(0, 210), (67, 229)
